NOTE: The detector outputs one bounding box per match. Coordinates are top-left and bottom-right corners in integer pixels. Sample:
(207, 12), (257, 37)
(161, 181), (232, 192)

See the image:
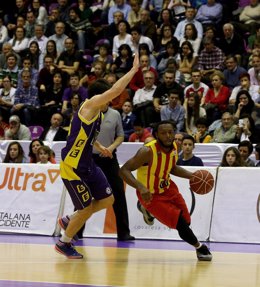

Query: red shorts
(137, 181), (190, 229)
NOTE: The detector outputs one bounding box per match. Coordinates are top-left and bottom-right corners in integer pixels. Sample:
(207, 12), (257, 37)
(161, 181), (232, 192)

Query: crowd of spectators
(0, 0), (260, 162)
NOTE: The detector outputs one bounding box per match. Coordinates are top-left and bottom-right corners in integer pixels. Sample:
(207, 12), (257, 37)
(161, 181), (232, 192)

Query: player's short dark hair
(88, 79), (111, 99)
(152, 120), (177, 137)
(238, 140), (254, 155)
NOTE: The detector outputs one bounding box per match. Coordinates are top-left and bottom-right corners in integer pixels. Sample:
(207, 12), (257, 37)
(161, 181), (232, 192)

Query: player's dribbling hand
(139, 186), (152, 204)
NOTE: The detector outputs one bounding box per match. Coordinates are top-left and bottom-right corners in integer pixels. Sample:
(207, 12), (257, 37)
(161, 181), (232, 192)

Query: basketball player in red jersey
(119, 120), (212, 261)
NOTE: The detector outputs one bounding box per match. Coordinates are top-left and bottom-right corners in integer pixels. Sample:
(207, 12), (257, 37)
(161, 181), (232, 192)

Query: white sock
(60, 233), (72, 243)
(67, 211), (78, 220)
(196, 243), (202, 249)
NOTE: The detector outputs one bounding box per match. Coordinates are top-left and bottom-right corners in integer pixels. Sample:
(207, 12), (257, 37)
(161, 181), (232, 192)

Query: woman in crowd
(180, 23), (201, 56)
(23, 40), (43, 70)
(112, 20), (134, 60)
(234, 90), (255, 120)
(0, 75), (16, 121)
(184, 93), (206, 136)
(3, 141), (26, 163)
(93, 43), (113, 74)
(45, 40), (58, 64)
(111, 44), (134, 78)
(30, 0), (49, 26)
(156, 9), (175, 34)
(28, 139), (56, 164)
(220, 146), (245, 167)
(8, 27), (29, 56)
(178, 40), (196, 85)
(203, 71), (230, 124)
(235, 114), (258, 143)
(155, 24), (176, 55)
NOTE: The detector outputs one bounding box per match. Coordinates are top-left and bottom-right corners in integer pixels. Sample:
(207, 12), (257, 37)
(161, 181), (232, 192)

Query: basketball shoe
(196, 244), (212, 261)
(55, 240), (83, 259)
(137, 201), (155, 225)
(58, 216), (79, 241)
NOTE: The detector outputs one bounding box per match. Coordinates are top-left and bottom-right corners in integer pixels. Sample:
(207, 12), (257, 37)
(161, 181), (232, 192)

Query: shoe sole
(197, 256), (212, 261)
(58, 218), (79, 241)
(55, 245), (83, 259)
(137, 203), (154, 226)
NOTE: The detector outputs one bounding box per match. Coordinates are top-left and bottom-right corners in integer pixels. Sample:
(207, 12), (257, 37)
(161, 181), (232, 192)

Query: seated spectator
(176, 134), (204, 166)
(108, 0), (132, 25)
(203, 71), (230, 124)
(178, 40), (197, 85)
(112, 20), (134, 60)
(238, 140), (255, 166)
(106, 10), (125, 45)
(197, 37), (225, 84)
(255, 143), (260, 166)
(234, 90), (255, 121)
(8, 27), (29, 56)
(153, 69), (184, 114)
(93, 43), (113, 74)
(174, 131), (186, 155)
(57, 38), (82, 76)
(194, 117), (212, 143)
(37, 145), (54, 164)
(0, 75), (16, 122)
(28, 139), (56, 164)
(111, 44), (134, 79)
(66, 6), (92, 51)
(235, 114), (258, 143)
(131, 26), (154, 53)
(3, 141), (26, 163)
(211, 111), (237, 143)
(156, 8), (175, 36)
(247, 24), (260, 53)
(218, 23), (246, 65)
(128, 0), (144, 28)
(121, 100), (136, 141)
(133, 70), (158, 127)
(138, 43), (157, 69)
(220, 146), (245, 167)
(237, 0), (260, 34)
(22, 41), (43, 71)
(0, 17), (8, 51)
(0, 112), (9, 139)
(128, 119), (152, 142)
(179, 23), (201, 57)
(0, 53), (20, 88)
(40, 113), (68, 142)
(0, 42), (21, 71)
(29, 24), (48, 54)
(184, 69), (209, 104)
(154, 24), (176, 56)
(157, 39), (180, 80)
(29, 0), (49, 26)
(5, 115), (31, 140)
(195, 0), (223, 28)
(62, 73), (88, 115)
(11, 69), (40, 126)
(45, 40), (59, 64)
(80, 61), (107, 88)
(105, 73), (130, 112)
(229, 72), (260, 106)
(129, 55), (158, 93)
(223, 55), (247, 91)
(184, 93), (206, 136)
(160, 90), (185, 132)
(248, 54), (260, 86)
(168, 0), (191, 23)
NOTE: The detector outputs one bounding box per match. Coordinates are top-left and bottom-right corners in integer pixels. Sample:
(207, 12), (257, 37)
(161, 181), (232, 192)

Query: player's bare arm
(171, 165), (193, 179)
(80, 53), (139, 121)
(119, 146), (152, 203)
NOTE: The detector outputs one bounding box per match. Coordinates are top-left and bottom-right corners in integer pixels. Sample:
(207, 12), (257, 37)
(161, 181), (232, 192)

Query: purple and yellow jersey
(137, 140), (178, 194)
(61, 102), (102, 171)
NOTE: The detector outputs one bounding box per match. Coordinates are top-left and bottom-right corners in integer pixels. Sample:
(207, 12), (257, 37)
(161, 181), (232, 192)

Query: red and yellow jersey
(137, 140), (178, 194)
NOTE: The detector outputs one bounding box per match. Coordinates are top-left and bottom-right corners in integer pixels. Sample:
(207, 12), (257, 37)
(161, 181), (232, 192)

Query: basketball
(189, 170), (214, 195)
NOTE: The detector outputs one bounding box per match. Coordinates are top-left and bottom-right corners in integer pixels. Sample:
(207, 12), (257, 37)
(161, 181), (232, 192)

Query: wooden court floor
(0, 235), (259, 287)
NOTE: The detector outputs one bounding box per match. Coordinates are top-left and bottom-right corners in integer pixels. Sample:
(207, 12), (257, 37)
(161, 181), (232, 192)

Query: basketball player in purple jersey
(55, 54), (139, 259)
